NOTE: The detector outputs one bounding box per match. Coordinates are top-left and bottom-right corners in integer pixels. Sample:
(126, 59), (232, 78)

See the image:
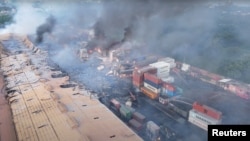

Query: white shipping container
(158, 57), (176, 68)
(157, 74), (169, 80)
(157, 71), (170, 76)
(157, 68), (170, 73)
(149, 61), (170, 70)
(144, 82), (161, 93)
(181, 63), (190, 72)
(188, 109), (221, 131)
(161, 76), (175, 83)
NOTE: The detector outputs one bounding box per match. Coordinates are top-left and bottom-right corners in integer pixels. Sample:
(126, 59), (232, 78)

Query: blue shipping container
(144, 79), (161, 89)
(161, 89), (177, 98)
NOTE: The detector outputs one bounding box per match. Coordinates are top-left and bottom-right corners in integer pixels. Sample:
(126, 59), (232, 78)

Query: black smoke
(35, 15), (56, 44)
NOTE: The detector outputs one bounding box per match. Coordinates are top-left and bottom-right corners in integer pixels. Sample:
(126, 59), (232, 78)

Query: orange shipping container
(140, 87), (158, 100)
(192, 102), (222, 120)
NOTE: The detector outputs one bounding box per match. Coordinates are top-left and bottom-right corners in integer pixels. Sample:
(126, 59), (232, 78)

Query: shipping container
(119, 105), (133, 121)
(188, 109), (222, 131)
(129, 119), (143, 131)
(157, 73), (170, 79)
(162, 82), (175, 91)
(133, 76), (143, 87)
(159, 96), (169, 105)
(110, 99), (121, 111)
(140, 87), (159, 100)
(192, 102), (222, 120)
(143, 82), (161, 94)
(158, 57), (176, 68)
(181, 63), (190, 72)
(132, 112), (146, 123)
(161, 76), (174, 83)
(132, 71), (144, 87)
(157, 68), (170, 73)
(149, 61), (170, 69)
(207, 73), (223, 81)
(236, 92), (249, 99)
(133, 71), (143, 79)
(146, 121), (160, 141)
(137, 66), (157, 74)
(144, 72), (162, 84)
(144, 79), (161, 89)
(163, 89), (174, 97)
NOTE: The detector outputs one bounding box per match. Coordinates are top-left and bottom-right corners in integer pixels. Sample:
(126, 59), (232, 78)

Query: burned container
(128, 119), (143, 131)
(132, 112), (146, 123)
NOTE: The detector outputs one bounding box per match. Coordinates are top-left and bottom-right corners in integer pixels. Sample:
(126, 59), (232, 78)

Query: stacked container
(140, 87), (158, 100)
(132, 66), (157, 88)
(188, 102), (222, 131)
(192, 102), (222, 120)
(128, 112), (145, 131)
(161, 82), (175, 98)
(143, 72), (162, 94)
(149, 61), (170, 79)
(158, 57), (176, 68)
(161, 76), (175, 83)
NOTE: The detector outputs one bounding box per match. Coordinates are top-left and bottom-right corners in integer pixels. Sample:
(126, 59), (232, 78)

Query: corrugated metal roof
(0, 34), (143, 141)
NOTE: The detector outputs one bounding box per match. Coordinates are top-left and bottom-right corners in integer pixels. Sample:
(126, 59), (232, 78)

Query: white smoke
(1, 3), (48, 35)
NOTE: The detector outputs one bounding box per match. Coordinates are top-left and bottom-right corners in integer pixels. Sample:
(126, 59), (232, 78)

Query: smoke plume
(35, 15), (56, 44)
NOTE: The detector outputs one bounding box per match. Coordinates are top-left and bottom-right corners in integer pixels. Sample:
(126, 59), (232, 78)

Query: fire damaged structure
(0, 34), (143, 141)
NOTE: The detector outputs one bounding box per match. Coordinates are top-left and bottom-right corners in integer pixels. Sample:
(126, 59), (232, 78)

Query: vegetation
(0, 5), (15, 28)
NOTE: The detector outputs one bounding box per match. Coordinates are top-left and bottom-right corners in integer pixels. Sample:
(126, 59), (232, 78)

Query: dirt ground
(0, 74), (17, 141)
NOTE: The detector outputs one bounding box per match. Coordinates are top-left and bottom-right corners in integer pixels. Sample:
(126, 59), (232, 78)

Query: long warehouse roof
(0, 34), (143, 141)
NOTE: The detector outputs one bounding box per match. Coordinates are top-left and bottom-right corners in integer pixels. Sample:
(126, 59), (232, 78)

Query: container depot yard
(1, 1), (250, 141)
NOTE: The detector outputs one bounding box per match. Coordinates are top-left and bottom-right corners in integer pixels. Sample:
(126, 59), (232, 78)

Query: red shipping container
(110, 99), (121, 110)
(236, 92), (249, 100)
(208, 73), (223, 81)
(193, 102), (222, 120)
(144, 73), (162, 85)
(162, 82), (175, 91)
(133, 74), (143, 87)
(133, 71), (143, 78)
(133, 75), (143, 83)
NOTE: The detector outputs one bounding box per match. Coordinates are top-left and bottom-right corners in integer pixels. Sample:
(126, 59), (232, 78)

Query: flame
(97, 48), (102, 54)
(88, 50), (93, 54)
(94, 47), (102, 54)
